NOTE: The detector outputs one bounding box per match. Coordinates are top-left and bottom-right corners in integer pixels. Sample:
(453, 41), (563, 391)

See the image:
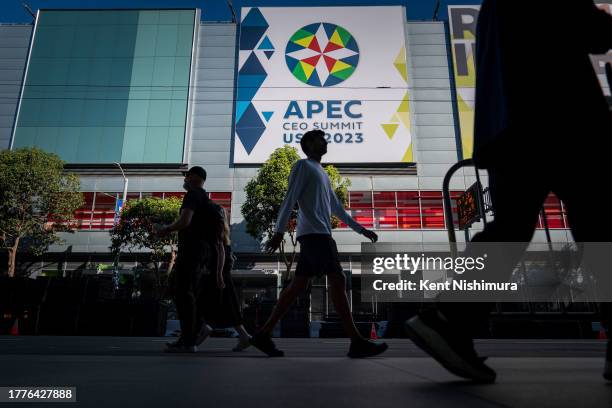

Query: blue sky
(1, 0), (482, 24)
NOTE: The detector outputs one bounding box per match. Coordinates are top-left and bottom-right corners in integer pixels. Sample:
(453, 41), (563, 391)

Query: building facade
(1, 7), (582, 322)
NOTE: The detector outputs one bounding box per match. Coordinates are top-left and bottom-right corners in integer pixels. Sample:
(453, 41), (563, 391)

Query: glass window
(539, 193), (566, 229)
(397, 191), (420, 229)
(349, 209), (374, 229)
(421, 191), (445, 229)
(349, 191), (372, 209)
(373, 191), (396, 208)
(12, 9), (195, 164)
(374, 209), (397, 229)
(91, 192), (118, 230)
(74, 192), (95, 230)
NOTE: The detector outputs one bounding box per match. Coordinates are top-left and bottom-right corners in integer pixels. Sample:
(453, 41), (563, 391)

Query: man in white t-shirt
(249, 130), (388, 358)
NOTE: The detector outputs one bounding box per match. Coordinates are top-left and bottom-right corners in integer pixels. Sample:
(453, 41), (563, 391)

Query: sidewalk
(1, 337), (610, 407)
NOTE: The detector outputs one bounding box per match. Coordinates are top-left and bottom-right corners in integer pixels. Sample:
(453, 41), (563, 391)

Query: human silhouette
(405, 0), (612, 383)
(155, 166), (225, 353)
(250, 129), (388, 358)
(199, 207), (252, 351)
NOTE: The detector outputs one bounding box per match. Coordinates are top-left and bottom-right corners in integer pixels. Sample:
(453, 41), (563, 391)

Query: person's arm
(266, 161), (305, 253)
(214, 208), (226, 289)
(274, 161), (305, 234)
(161, 209), (193, 233)
(156, 192), (196, 234)
(329, 186), (378, 242)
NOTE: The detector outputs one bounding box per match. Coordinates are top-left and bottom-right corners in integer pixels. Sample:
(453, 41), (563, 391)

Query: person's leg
(438, 166), (548, 332)
(406, 166), (547, 382)
(234, 324), (250, 338)
(232, 324), (252, 351)
(326, 271), (362, 340)
(257, 275), (310, 335)
(169, 256), (200, 350)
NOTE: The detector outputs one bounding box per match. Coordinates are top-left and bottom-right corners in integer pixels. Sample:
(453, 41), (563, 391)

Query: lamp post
(112, 162), (128, 291)
(113, 162), (128, 204)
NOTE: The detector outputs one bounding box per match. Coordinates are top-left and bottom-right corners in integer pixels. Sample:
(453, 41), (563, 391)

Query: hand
(152, 223), (167, 236)
(217, 274), (225, 289)
(361, 228), (378, 243)
(265, 232), (284, 254)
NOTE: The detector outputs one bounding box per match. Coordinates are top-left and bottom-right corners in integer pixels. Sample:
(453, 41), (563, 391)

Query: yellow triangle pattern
(393, 47), (408, 83)
(397, 112), (411, 129)
(295, 35), (314, 48)
(329, 30), (344, 47)
(398, 92), (410, 113)
(300, 61), (315, 79)
(457, 93), (474, 159)
(331, 59), (351, 74)
(401, 143), (414, 162)
(390, 113), (400, 123)
(382, 123), (399, 140)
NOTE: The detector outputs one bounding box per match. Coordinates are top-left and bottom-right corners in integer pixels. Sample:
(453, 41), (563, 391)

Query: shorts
(295, 234), (343, 278)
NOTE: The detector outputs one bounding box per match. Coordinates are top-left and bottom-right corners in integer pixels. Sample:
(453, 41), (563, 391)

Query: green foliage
(241, 146), (301, 242)
(240, 146), (351, 277)
(0, 147), (83, 276)
(110, 196), (182, 264)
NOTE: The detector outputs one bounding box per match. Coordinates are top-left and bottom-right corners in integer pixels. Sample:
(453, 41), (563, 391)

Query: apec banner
(234, 6), (413, 164)
(448, 4), (612, 160)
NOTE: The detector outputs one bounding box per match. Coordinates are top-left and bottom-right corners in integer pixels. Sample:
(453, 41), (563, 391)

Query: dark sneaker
(604, 340), (612, 381)
(250, 332), (284, 357)
(164, 339), (197, 353)
(405, 309), (496, 383)
(347, 338), (388, 358)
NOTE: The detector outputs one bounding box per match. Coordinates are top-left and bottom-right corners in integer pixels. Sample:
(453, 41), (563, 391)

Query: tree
(0, 147), (83, 277)
(110, 196), (182, 286)
(241, 146), (351, 281)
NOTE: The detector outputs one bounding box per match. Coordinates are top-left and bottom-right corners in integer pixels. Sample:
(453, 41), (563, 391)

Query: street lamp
(112, 163), (128, 291)
(113, 162), (128, 203)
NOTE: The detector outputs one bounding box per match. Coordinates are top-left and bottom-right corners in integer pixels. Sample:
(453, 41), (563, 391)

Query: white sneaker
(195, 324), (213, 346)
(233, 336), (251, 352)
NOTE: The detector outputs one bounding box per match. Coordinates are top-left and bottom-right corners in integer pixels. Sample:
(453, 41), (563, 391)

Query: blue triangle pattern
(264, 50), (274, 60)
(258, 36), (274, 50)
(235, 101), (250, 123)
(239, 52), (266, 75)
(236, 103), (266, 155)
(240, 26), (267, 50)
(262, 111), (273, 122)
(241, 8), (268, 27)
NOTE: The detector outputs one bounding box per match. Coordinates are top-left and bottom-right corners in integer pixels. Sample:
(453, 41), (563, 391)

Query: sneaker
(233, 336), (252, 352)
(250, 332), (284, 357)
(347, 338), (388, 358)
(405, 309), (496, 383)
(195, 323), (213, 346)
(164, 340), (197, 353)
(604, 340), (612, 381)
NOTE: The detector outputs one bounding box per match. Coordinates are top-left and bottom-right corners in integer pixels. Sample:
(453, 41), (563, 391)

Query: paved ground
(1, 336), (611, 407)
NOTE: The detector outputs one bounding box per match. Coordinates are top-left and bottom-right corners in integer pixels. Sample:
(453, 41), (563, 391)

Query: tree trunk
(7, 238), (19, 278)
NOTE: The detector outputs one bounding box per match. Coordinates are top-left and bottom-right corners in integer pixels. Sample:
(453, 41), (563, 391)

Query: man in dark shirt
(155, 166), (225, 353)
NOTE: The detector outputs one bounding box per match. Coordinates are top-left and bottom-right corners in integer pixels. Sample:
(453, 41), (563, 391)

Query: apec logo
(285, 22), (359, 87)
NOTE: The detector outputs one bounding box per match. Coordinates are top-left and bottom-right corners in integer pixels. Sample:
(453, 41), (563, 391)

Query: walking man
(155, 166), (225, 353)
(250, 129), (388, 358)
(405, 0), (612, 383)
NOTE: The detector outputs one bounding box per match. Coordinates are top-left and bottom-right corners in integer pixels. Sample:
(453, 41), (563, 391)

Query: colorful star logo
(285, 23), (359, 87)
